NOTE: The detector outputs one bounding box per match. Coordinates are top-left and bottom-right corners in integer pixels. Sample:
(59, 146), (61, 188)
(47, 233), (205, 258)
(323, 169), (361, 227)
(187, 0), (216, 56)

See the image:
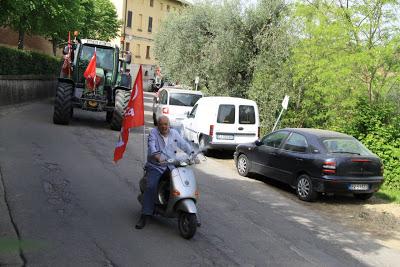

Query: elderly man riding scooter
(135, 115), (195, 229)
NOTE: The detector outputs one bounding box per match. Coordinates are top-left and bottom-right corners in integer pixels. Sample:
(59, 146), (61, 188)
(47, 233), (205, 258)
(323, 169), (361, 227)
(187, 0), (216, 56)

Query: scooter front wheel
(178, 212), (197, 239)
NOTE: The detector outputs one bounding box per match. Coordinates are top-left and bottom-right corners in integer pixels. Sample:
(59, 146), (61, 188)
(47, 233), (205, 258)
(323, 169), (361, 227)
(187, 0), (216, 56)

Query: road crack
(0, 166), (27, 266)
(93, 240), (118, 267)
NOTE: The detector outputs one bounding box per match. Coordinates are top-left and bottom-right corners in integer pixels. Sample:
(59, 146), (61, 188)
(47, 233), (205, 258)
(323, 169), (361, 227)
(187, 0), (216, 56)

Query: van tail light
(209, 125), (214, 137)
(258, 127), (260, 138)
(380, 164), (384, 175)
(162, 107), (169, 114)
(322, 160), (336, 175)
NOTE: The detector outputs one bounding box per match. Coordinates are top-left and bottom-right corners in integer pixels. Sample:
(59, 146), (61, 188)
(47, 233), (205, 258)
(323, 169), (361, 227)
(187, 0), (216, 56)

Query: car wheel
(236, 154), (250, 177)
(296, 174), (317, 202)
(353, 193), (373, 200)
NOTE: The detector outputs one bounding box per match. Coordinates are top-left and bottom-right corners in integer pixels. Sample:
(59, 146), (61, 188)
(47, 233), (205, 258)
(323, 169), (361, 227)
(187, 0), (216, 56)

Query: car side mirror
(255, 140), (262, 146)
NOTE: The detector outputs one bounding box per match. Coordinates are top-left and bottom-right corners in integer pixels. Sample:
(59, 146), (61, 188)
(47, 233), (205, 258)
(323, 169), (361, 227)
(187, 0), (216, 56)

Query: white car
(152, 87), (203, 129)
(181, 96), (260, 152)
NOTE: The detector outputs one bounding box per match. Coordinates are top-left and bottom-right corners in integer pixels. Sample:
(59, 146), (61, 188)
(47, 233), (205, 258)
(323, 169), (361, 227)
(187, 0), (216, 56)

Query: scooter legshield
(175, 199), (197, 214)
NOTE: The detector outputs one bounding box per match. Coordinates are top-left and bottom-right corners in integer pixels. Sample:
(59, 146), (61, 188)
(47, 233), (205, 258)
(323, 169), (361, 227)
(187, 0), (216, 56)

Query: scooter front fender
(174, 199), (197, 214)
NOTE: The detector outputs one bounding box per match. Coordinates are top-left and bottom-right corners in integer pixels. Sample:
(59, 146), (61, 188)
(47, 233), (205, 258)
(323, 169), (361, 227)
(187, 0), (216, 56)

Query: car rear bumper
(311, 176), (384, 193)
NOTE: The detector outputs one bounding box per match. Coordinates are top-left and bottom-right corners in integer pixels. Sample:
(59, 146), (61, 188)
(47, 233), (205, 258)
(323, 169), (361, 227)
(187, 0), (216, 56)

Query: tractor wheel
(53, 82), (73, 125)
(110, 90), (130, 131)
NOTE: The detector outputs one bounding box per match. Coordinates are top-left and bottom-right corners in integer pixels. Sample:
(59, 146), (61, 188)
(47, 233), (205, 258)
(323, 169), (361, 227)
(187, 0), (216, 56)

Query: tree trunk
(17, 28), (25, 50)
(52, 39), (57, 56)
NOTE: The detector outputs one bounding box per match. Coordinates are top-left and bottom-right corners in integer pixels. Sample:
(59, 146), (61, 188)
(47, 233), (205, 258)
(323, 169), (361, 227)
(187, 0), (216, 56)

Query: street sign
(282, 95), (289, 110)
(195, 76), (199, 84)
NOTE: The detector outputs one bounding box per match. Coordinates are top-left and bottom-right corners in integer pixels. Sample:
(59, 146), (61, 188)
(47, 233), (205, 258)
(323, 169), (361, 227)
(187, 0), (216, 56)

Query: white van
(153, 87), (203, 128)
(181, 97), (259, 152)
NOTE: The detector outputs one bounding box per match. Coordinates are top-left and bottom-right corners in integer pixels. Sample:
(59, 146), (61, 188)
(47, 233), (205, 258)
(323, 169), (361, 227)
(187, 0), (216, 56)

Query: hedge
(0, 46), (61, 76)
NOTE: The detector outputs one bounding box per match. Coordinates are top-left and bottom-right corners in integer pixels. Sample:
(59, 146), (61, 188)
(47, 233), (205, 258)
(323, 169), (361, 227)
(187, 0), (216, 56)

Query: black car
(234, 128), (384, 202)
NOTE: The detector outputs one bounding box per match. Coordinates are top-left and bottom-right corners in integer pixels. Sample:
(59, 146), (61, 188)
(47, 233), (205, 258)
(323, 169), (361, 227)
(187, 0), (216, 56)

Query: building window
(138, 14), (143, 31)
(125, 42), (130, 52)
(167, 5), (170, 12)
(146, 46), (150, 59)
(148, 17), (153, 32)
(136, 44), (141, 58)
(127, 11), (132, 28)
(150, 0), (154, 7)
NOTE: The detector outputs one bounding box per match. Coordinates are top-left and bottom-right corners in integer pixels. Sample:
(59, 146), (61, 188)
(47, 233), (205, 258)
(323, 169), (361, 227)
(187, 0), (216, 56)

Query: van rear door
(214, 104), (237, 143)
(236, 104), (258, 143)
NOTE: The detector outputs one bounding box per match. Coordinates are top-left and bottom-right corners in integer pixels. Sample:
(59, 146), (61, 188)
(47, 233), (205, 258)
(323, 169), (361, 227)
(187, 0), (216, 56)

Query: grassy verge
(376, 188), (400, 204)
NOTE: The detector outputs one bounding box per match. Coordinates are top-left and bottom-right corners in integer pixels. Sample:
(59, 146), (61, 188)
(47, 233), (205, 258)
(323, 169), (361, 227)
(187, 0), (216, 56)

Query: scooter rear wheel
(178, 213), (197, 239)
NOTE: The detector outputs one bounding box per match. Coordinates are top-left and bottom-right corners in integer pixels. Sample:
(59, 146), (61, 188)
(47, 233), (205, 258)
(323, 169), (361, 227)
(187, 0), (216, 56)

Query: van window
(169, 93), (202, 107)
(239, 105), (255, 124)
(217, 105), (235, 124)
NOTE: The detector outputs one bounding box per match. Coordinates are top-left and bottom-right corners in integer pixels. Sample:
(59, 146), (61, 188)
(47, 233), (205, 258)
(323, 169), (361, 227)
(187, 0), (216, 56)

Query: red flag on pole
(114, 65), (145, 162)
(84, 49), (97, 90)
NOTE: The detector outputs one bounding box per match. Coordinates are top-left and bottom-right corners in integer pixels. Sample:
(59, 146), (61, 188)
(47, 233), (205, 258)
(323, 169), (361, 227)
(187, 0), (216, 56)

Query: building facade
(111, 0), (188, 82)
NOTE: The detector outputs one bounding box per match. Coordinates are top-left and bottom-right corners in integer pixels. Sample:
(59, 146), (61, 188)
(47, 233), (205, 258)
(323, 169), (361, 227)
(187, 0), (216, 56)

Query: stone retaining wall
(0, 75), (57, 106)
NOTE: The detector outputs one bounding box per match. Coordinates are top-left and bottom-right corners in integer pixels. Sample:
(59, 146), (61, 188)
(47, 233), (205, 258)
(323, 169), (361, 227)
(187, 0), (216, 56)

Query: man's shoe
(135, 215), (148, 229)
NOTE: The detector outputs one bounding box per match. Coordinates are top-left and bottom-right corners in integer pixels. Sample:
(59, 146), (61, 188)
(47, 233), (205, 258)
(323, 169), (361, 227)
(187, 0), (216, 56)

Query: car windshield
(169, 93), (202, 107)
(80, 45), (114, 71)
(322, 138), (373, 156)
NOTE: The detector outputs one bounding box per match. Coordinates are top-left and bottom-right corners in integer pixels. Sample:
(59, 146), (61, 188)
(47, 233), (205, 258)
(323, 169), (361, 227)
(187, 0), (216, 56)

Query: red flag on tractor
(84, 49), (98, 90)
(114, 66), (145, 162)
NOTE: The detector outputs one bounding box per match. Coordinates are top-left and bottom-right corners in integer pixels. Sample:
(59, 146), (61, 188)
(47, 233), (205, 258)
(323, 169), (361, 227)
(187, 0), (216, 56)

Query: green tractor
(53, 38), (132, 131)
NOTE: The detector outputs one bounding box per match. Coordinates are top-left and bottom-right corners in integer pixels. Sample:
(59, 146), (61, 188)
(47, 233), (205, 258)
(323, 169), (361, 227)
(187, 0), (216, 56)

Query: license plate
(217, 134), (234, 140)
(349, 184), (369, 191)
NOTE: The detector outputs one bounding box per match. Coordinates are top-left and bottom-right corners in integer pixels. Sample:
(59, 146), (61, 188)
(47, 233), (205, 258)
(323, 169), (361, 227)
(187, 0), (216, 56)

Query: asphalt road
(0, 93), (399, 266)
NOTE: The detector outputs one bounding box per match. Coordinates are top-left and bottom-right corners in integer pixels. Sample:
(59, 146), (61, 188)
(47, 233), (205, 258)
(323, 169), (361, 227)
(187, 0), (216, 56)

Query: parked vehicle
(234, 128), (384, 202)
(137, 152), (203, 239)
(152, 87), (203, 129)
(182, 97), (259, 153)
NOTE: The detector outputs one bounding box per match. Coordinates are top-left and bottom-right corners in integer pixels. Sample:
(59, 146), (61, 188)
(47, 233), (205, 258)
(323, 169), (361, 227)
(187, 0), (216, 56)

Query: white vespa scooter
(137, 152), (203, 239)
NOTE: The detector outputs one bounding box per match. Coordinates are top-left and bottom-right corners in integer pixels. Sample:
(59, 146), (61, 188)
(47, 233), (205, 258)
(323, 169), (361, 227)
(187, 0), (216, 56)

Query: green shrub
(0, 46), (61, 76)
(339, 98), (400, 191)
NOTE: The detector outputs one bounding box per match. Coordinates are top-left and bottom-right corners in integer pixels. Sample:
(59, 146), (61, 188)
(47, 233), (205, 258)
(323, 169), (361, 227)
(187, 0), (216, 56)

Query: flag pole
(143, 124), (146, 171)
(93, 47), (96, 96)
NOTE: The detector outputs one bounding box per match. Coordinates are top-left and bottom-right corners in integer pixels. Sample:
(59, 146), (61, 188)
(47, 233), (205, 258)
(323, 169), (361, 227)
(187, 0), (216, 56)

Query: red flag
(84, 50), (97, 90)
(114, 66), (145, 162)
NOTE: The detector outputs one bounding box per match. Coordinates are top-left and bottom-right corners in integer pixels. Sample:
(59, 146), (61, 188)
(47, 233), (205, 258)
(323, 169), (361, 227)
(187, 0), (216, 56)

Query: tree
(0, 0), (120, 53)
(37, 0), (81, 56)
(78, 0), (121, 42)
(0, 0), (46, 49)
(155, 0), (292, 128)
(284, 0), (400, 129)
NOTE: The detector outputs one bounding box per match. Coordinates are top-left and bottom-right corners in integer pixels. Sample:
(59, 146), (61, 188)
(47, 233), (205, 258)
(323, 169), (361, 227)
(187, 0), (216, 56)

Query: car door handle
(238, 127), (243, 130)
(296, 158), (303, 161)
